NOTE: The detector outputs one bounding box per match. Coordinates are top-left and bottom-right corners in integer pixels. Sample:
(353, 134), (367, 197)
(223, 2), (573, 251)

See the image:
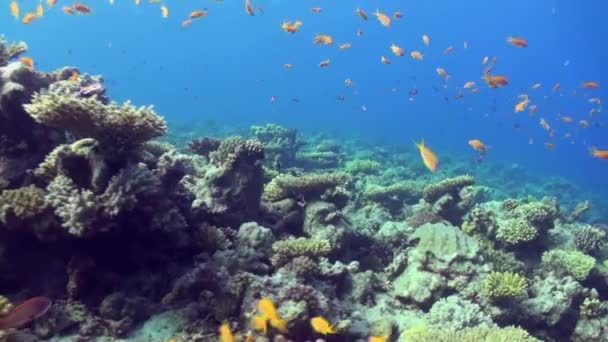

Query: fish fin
(414, 139), (424, 150)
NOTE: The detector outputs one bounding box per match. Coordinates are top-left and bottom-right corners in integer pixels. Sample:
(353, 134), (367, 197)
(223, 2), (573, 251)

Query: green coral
(496, 217), (537, 244)
(485, 249), (525, 274)
(462, 205), (497, 237)
(0, 185), (49, 224)
(408, 326), (539, 342)
(422, 175), (475, 203)
(270, 237), (332, 267)
(263, 172), (348, 202)
(363, 181), (422, 203)
(573, 225), (606, 255)
(579, 297), (602, 318)
(541, 249), (596, 281)
(24, 91), (166, 152)
(344, 159), (380, 174)
(0, 36), (27, 66)
(482, 272), (528, 299)
(0, 295), (13, 316)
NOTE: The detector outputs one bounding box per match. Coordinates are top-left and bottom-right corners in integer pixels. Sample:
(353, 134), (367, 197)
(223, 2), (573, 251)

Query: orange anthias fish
(482, 73), (508, 88)
(245, 0), (254, 16)
(182, 19), (192, 27)
(436, 68), (449, 80)
(0, 297), (51, 330)
(219, 322), (234, 342)
(47, 0), (58, 7)
(73, 3), (92, 13)
(69, 71), (79, 82)
(468, 139), (488, 152)
(281, 20), (302, 34)
(22, 12), (37, 24)
(590, 148), (608, 160)
(356, 8), (368, 20)
(422, 34), (430, 47)
(410, 51), (423, 60)
(464, 81), (475, 89)
(514, 94), (530, 113)
(507, 36), (528, 47)
(10, 1), (19, 19)
(63, 6), (75, 14)
(319, 59), (330, 68)
(313, 34), (333, 45)
(339, 43), (352, 50)
(443, 46), (454, 54)
(311, 7), (321, 13)
(311, 316), (334, 335)
(190, 10), (208, 19)
(381, 56), (390, 64)
(390, 44), (404, 56)
(393, 11), (402, 19)
(161, 5), (169, 18)
(36, 3), (44, 17)
(582, 81), (600, 89)
(416, 140), (439, 172)
(20, 57), (34, 69)
(374, 10), (391, 27)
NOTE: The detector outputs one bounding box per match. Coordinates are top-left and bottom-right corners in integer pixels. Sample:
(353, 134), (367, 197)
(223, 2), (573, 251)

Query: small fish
(20, 57), (34, 69)
(469, 139), (488, 152)
(189, 9), (208, 19)
(507, 36), (528, 47)
(590, 147), (608, 160)
(10, 1), (19, 20)
(182, 19), (192, 27)
(344, 78), (353, 87)
(436, 67), (449, 80)
(47, 0), (57, 7)
(422, 34), (430, 47)
(390, 44), (404, 56)
(443, 46), (454, 54)
(281, 20), (303, 34)
(270, 95), (276, 103)
(482, 73), (508, 88)
(219, 322), (234, 342)
(245, 0), (254, 16)
(374, 10), (391, 27)
(539, 118), (551, 131)
(393, 11), (402, 19)
(355, 8), (368, 20)
(311, 316), (334, 335)
(361, 105), (368, 112)
(410, 51), (423, 60)
(579, 120), (589, 128)
(73, 3), (92, 13)
(313, 34), (333, 45)
(560, 116), (573, 123)
(257, 298), (287, 332)
(529, 104), (537, 116)
(545, 142), (555, 150)
(357, 28), (363, 36)
(319, 59), (330, 67)
(381, 56), (390, 64)
(416, 139), (439, 172)
(339, 43), (352, 50)
(514, 94), (530, 113)
(36, 3), (44, 17)
(63, 6), (75, 14)
(311, 7), (321, 13)
(69, 71), (79, 82)
(531, 83), (542, 89)
(284, 64), (292, 70)
(482, 56), (489, 65)
(582, 81), (600, 89)
(471, 88), (480, 93)
(135, 0), (141, 5)
(409, 88), (418, 96)
(161, 5), (168, 18)
(589, 97), (601, 104)
(464, 81), (475, 89)
(22, 12), (36, 24)
(463, 40), (468, 49)
(553, 82), (560, 92)
(0, 297), (51, 330)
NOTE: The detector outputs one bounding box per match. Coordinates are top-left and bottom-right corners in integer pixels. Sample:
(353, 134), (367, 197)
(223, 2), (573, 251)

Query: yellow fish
(219, 322), (234, 342)
(374, 10), (391, 27)
(36, 3), (44, 17)
(310, 316), (334, 335)
(161, 5), (169, 18)
(251, 315), (267, 334)
(416, 139), (439, 172)
(10, 1), (19, 19)
(258, 298), (287, 332)
(514, 94), (530, 113)
(422, 34), (429, 46)
(47, 0), (57, 7)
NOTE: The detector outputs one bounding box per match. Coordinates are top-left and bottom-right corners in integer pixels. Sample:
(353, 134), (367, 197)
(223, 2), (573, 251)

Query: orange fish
(182, 19), (192, 27)
(553, 82), (560, 92)
(47, 0), (57, 7)
(416, 140), (439, 172)
(311, 316), (334, 335)
(582, 81), (600, 89)
(590, 148), (608, 160)
(443, 46), (454, 54)
(482, 73), (508, 88)
(189, 10), (208, 19)
(514, 94), (530, 113)
(22, 12), (36, 24)
(339, 43), (352, 50)
(355, 8), (368, 20)
(579, 120), (589, 128)
(245, 0), (254, 16)
(161, 5), (169, 18)
(63, 6), (75, 14)
(390, 44), (404, 56)
(313, 34), (333, 45)
(73, 3), (92, 13)
(281, 20), (302, 34)
(311, 7), (321, 13)
(410, 51), (423, 60)
(507, 36), (528, 47)
(36, 3), (44, 17)
(381, 56), (390, 64)
(422, 34), (430, 47)
(20, 57), (34, 69)
(463, 81), (475, 89)
(539, 118), (551, 131)
(561, 116), (573, 123)
(252, 315), (267, 334)
(10, 1), (19, 19)
(393, 11), (402, 19)
(319, 59), (330, 67)
(436, 67), (449, 80)
(257, 298), (287, 333)
(468, 139), (488, 152)
(374, 10), (391, 27)
(69, 71), (79, 82)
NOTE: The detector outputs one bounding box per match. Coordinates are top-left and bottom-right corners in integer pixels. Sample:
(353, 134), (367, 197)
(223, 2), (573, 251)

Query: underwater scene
(1, 0), (607, 341)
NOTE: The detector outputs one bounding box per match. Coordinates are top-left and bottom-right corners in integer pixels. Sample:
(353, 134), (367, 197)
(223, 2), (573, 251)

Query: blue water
(4, 0), (607, 191)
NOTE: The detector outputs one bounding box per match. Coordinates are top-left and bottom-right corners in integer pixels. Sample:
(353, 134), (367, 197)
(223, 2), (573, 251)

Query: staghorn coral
(24, 91), (166, 153)
(263, 172), (348, 202)
(270, 237), (332, 267)
(541, 249), (596, 281)
(496, 217), (537, 244)
(407, 326), (539, 342)
(426, 295), (494, 331)
(572, 225), (606, 255)
(482, 272), (528, 299)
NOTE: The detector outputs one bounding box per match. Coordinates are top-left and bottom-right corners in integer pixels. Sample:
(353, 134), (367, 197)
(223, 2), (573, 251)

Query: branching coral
(426, 295), (494, 330)
(495, 197), (559, 245)
(572, 225), (606, 255)
(24, 91), (166, 152)
(263, 172), (348, 202)
(407, 326), (539, 342)
(566, 200), (591, 223)
(270, 237), (332, 267)
(461, 205), (497, 237)
(482, 272), (528, 299)
(541, 249), (596, 281)
(0, 185), (48, 224)
(496, 217), (537, 244)
(0, 36), (27, 66)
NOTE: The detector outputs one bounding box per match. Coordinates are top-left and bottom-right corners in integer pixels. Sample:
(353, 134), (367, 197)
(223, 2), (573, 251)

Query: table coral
(407, 326), (540, 342)
(422, 175), (475, 203)
(541, 249), (596, 281)
(263, 172), (348, 202)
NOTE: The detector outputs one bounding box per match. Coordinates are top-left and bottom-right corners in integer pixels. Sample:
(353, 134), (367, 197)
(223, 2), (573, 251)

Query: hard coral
(422, 175), (475, 203)
(496, 217), (537, 244)
(250, 123), (298, 167)
(426, 295), (494, 331)
(24, 91), (166, 153)
(0, 36), (27, 66)
(270, 237), (332, 267)
(344, 159), (380, 175)
(572, 225), (606, 255)
(541, 249), (596, 281)
(408, 326), (539, 342)
(263, 172), (348, 202)
(482, 272), (528, 299)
